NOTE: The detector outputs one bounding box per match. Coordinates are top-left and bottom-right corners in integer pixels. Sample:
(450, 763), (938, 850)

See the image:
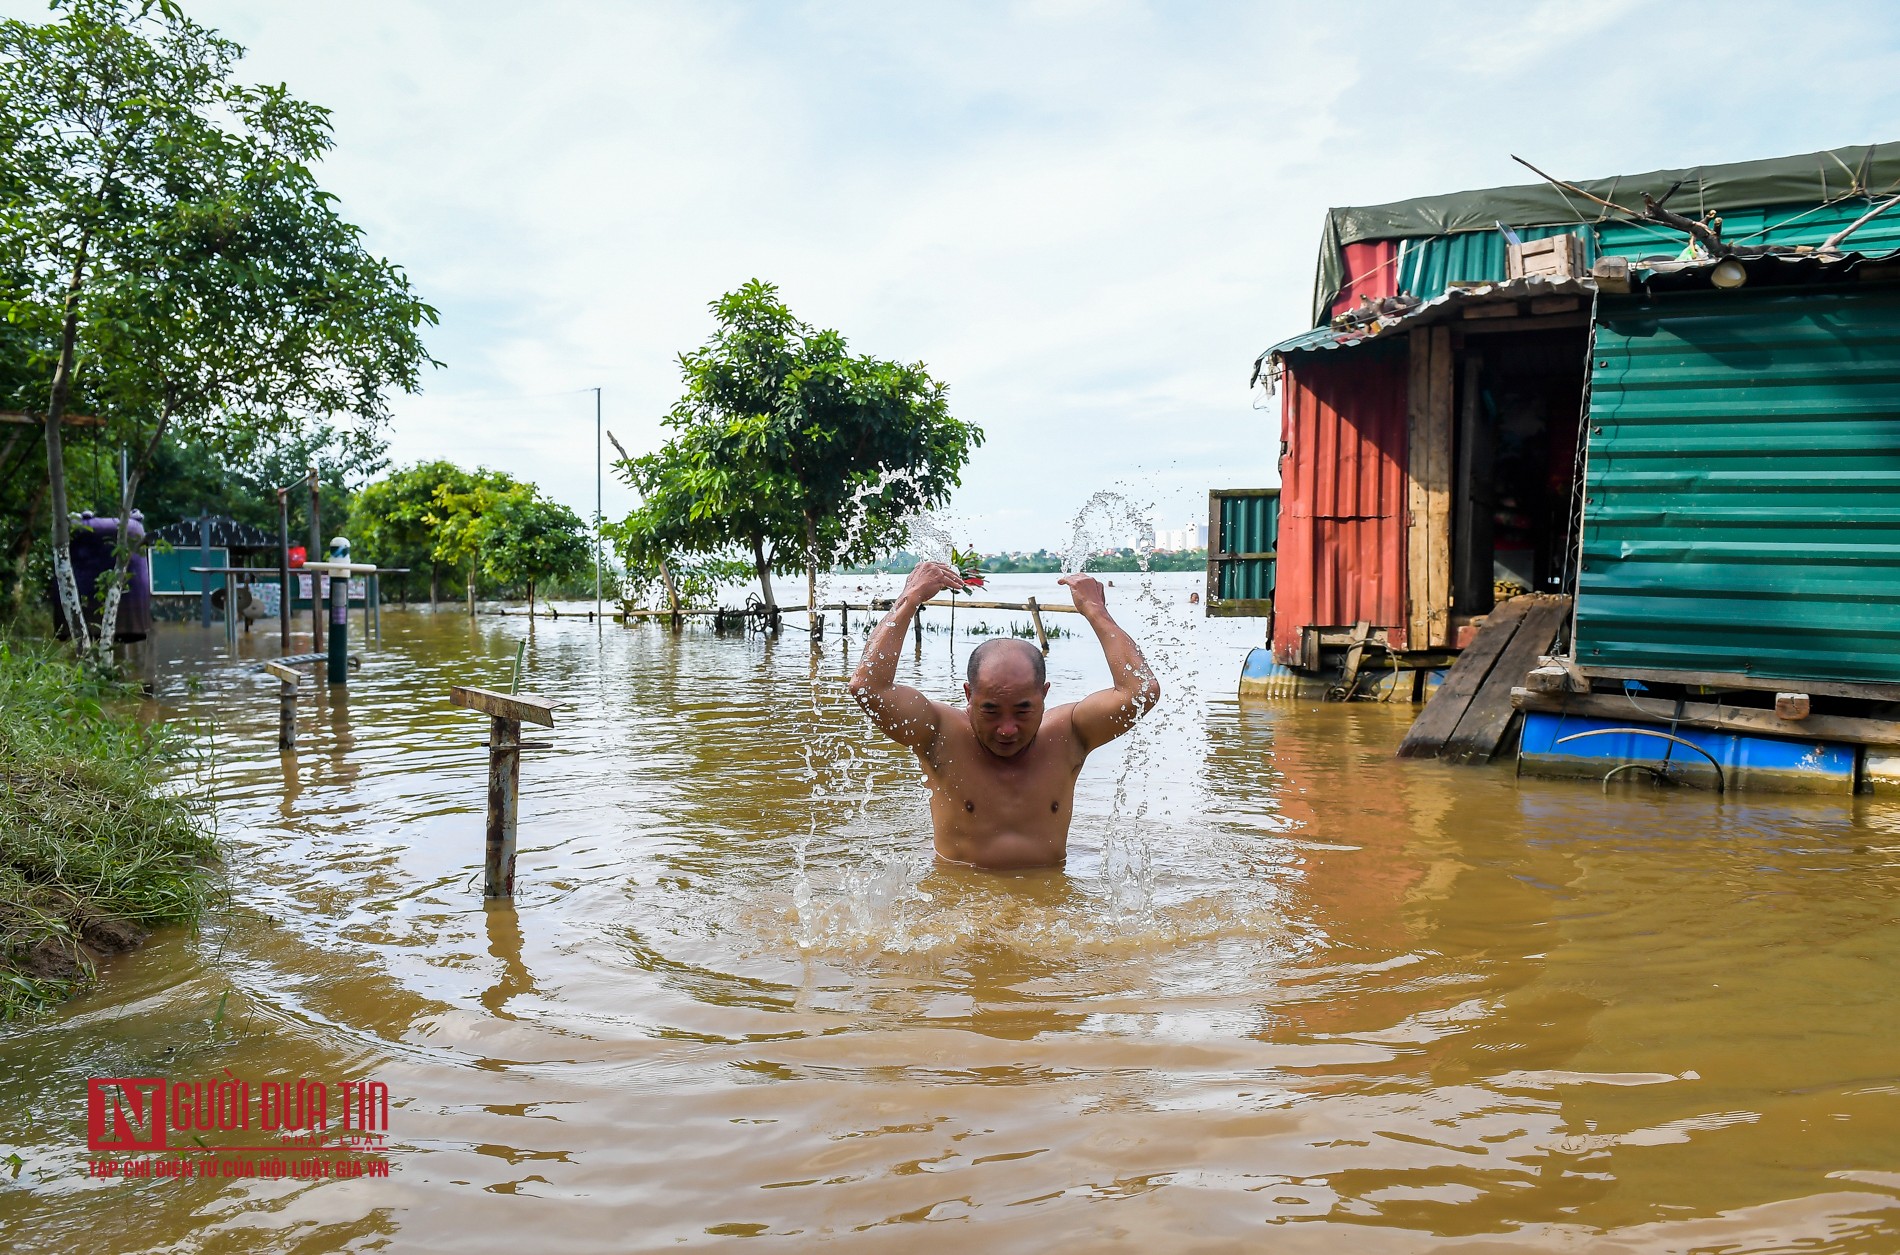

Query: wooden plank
(450, 685), (559, 727)
(1462, 302), (1522, 319)
(1439, 596), (1572, 763)
(0, 411), (104, 426)
(1574, 664), (1900, 704)
(1395, 596), (1536, 758)
(917, 598), (1081, 614)
(1204, 600), (1274, 618)
(1513, 687), (1900, 749)
(1206, 490), (1221, 609)
(1424, 325), (1455, 648)
(1025, 596), (1050, 655)
(1775, 693), (1811, 721)
(1457, 312), (1591, 337)
(1529, 296), (1581, 315)
(263, 661), (303, 685)
(1452, 350), (1489, 617)
(1406, 329), (1433, 650)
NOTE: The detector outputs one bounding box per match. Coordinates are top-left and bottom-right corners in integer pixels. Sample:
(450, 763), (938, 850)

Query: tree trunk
(44, 237), (93, 655)
(467, 563), (476, 616)
(751, 534), (777, 610)
(94, 411), (173, 665)
(659, 557), (680, 627)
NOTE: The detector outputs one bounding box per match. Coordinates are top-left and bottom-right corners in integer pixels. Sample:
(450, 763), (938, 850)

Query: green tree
(345, 460), (473, 604)
(615, 281), (981, 615)
(478, 489), (589, 617)
(0, 0), (436, 661)
(425, 468), (522, 616)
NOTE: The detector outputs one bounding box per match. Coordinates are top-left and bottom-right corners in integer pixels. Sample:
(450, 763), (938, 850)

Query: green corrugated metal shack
(1579, 280), (1900, 691)
(1232, 140), (1900, 727)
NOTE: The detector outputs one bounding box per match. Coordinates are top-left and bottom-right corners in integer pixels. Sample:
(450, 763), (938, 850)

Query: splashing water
(1059, 489), (1208, 924)
(778, 485), (1218, 947)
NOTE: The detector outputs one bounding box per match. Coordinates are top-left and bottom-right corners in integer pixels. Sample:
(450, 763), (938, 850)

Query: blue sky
(23, 1), (1900, 548)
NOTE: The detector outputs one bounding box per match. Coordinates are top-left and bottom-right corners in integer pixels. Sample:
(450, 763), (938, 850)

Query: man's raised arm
(848, 561), (966, 749)
(1061, 573), (1161, 752)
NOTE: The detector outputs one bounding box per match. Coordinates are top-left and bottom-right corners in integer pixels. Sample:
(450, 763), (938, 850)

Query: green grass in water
(0, 637), (216, 1022)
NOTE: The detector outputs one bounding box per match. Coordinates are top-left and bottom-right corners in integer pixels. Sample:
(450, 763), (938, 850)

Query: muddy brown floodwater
(2, 572), (1898, 1253)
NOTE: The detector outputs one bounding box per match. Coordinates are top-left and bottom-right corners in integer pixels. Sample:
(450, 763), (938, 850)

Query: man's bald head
(967, 637), (1046, 690)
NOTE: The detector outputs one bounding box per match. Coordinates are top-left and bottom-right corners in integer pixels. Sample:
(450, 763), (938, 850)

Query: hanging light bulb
(1711, 258), (1747, 289)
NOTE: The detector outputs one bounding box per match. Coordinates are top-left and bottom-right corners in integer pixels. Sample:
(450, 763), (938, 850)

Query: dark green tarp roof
(1312, 142), (1900, 325)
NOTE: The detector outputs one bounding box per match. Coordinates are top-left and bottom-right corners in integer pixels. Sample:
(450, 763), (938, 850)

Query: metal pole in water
(277, 489), (291, 652)
(328, 571), (348, 683)
(594, 386), (603, 627)
(198, 511), (212, 627)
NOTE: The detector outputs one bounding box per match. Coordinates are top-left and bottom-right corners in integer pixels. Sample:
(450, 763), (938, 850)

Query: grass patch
(0, 637), (216, 1022)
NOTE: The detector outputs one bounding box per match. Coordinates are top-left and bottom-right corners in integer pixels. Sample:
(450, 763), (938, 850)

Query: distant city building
(1152, 519), (1208, 552)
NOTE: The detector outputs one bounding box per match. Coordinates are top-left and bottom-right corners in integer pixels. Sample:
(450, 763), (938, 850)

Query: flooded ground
(3, 571), (1898, 1253)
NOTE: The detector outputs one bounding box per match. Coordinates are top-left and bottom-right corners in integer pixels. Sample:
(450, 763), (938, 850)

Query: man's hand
(1061, 572), (1159, 752)
(1056, 572), (1107, 616)
(901, 560), (969, 606)
(850, 561), (964, 751)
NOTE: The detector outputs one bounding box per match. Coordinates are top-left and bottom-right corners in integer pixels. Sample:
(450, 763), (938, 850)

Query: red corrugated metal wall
(1328, 240), (1399, 322)
(1273, 341), (1410, 663)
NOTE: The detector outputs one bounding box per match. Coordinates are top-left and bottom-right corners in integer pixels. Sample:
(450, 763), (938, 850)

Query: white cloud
(16, 0), (1899, 548)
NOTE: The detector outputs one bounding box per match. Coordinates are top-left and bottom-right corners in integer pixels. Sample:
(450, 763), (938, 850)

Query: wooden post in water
(264, 660), (302, 750)
(914, 605), (924, 647)
(449, 685), (559, 900)
(1025, 596), (1050, 656)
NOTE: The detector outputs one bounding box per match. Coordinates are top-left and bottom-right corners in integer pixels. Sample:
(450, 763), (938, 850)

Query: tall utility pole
(594, 386), (603, 626)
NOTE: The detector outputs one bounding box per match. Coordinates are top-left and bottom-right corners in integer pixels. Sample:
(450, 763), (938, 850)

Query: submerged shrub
(0, 638), (216, 1021)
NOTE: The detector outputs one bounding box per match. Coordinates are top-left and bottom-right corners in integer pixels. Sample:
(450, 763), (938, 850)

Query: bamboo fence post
(1025, 596), (1050, 655)
(450, 686), (559, 900)
(265, 661), (301, 750)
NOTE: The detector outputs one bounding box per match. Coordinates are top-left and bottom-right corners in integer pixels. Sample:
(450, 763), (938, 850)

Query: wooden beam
(1574, 665), (1900, 705)
(1424, 326), (1454, 647)
(1406, 329), (1432, 651)
(1462, 302), (1522, 319)
(1205, 490), (1221, 610)
(1396, 596), (1535, 759)
(1025, 596), (1050, 655)
(450, 685), (559, 727)
(1452, 349), (1489, 617)
(0, 411), (104, 427)
(915, 598), (1082, 614)
(1204, 599), (1275, 618)
(1456, 313), (1591, 337)
(1438, 596), (1571, 763)
(263, 661), (304, 685)
(1513, 688), (1900, 749)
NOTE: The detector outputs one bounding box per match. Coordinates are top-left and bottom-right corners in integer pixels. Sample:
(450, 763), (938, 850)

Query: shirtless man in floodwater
(848, 561), (1160, 870)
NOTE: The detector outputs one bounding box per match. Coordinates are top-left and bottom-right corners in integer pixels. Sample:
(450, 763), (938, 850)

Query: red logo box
(87, 1078), (168, 1152)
